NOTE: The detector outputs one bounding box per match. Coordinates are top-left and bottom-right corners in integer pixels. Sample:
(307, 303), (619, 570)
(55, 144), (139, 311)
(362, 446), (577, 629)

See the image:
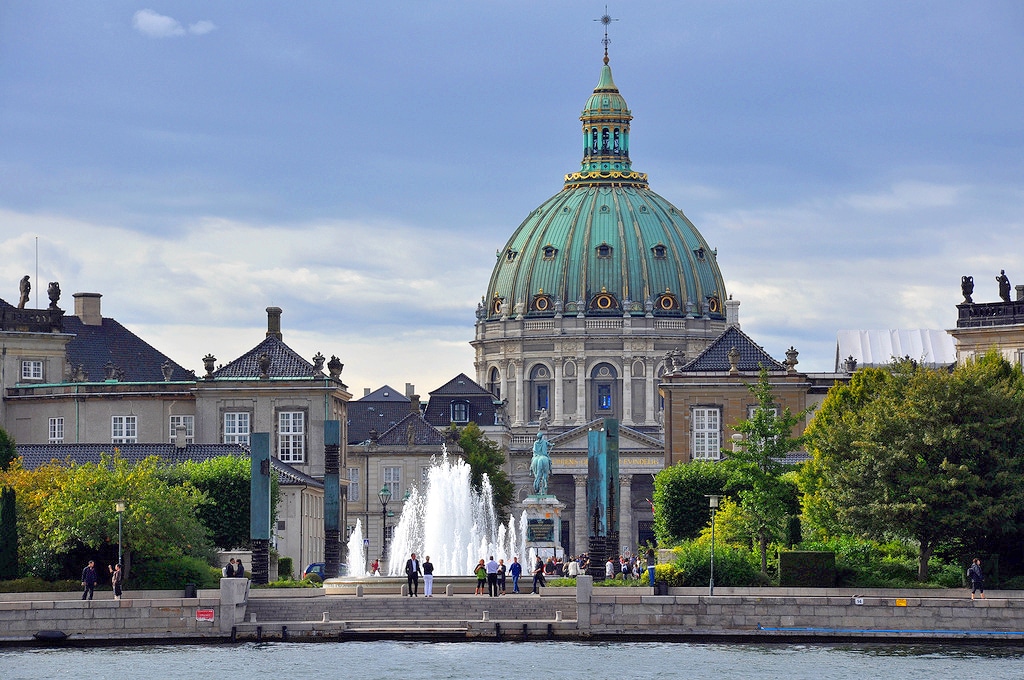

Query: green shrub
(278, 556), (294, 580)
(654, 562), (686, 587)
(302, 572), (323, 585)
(130, 557), (221, 589)
(546, 578), (576, 587)
(255, 577), (321, 589)
(0, 576), (80, 593)
(671, 541), (760, 587)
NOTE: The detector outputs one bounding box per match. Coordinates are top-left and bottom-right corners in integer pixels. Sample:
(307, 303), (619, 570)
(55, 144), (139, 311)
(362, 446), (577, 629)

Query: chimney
(410, 394), (421, 414)
(725, 296), (740, 328)
(1016, 285), (1024, 302)
(73, 293), (103, 326)
(174, 425), (188, 450)
(364, 388), (371, 397)
(266, 307), (283, 340)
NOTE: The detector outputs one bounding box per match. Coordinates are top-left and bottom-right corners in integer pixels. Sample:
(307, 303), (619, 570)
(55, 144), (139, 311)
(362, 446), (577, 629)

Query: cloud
(132, 10), (215, 38)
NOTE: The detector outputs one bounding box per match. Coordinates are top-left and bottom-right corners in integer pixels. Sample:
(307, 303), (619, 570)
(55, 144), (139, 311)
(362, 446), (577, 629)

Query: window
(384, 466), (402, 502)
(451, 400), (469, 423)
(21, 360), (43, 381)
(597, 384), (612, 411)
(347, 467), (360, 503)
(169, 415), (195, 444)
(278, 411), (305, 463)
(48, 417), (64, 444)
(536, 385), (549, 412)
(692, 407), (721, 460)
(224, 412), (251, 446)
(111, 415), (138, 444)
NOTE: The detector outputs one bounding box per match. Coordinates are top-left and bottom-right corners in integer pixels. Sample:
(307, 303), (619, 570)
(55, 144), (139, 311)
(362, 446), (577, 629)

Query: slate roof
(15, 443), (320, 487)
(62, 316), (194, 383)
(375, 412), (449, 448)
(347, 385), (413, 445)
(681, 326), (786, 373)
(212, 335), (319, 379)
(423, 373), (499, 427)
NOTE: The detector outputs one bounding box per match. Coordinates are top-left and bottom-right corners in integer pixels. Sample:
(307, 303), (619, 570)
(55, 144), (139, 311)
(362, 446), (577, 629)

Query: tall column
(577, 363), (587, 424)
(500, 363), (509, 405)
(645, 358), (656, 426)
(573, 474), (589, 556)
(553, 357), (564, 426)
(619, 474), (633, 554)
(513, 360), (525, 427)
(621, 359), (633, 425)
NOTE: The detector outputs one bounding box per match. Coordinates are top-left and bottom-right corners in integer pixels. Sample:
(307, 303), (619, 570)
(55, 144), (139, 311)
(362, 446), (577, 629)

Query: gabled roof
(428, 373), (492, 396)
(348, 385), (414, 444)
(62, 316), (193, 383)
(15, 442), (320, 487)
(212, 335), (318, 379)
(376, 412), (448, 447)
(682, 326), (786, 373)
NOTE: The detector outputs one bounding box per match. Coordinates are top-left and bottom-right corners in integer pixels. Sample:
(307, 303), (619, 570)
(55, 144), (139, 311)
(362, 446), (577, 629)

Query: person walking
(509, 556), (522, 594)
(422, 556), (434, 598)
(605, 557), (615, 580)
(405, 552), (421, 596)
(531, 555), (546, 594)
(969, 558), (986, 600)
(81, 560), (98, 600)
(485, 555), (499, 597)
(646, 547), (657, 587)
(497, 559), (507, 595)
(109, 563), (123, 600)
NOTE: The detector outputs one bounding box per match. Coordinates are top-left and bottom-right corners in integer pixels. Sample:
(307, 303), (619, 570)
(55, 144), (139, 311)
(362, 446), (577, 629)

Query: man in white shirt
(485, 555), (500, 597)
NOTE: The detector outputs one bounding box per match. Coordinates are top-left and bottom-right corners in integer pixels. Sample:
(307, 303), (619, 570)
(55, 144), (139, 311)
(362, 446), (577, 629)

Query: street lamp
(114, 500), (126, 567)
(378, 485), (392, 562)
(706, 495), (722, 596)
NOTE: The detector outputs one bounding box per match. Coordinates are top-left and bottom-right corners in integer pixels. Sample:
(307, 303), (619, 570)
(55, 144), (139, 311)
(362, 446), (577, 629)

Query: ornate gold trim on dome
(563, 169), (648, 189)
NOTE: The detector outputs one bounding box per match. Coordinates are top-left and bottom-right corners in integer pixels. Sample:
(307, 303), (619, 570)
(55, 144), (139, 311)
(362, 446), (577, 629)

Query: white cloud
(132, 10), (215, 38)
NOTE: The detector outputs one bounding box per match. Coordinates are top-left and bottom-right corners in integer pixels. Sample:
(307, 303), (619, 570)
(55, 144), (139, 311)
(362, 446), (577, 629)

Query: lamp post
(378, 485), (392, 563)
(706, 495), (722, 596)
(114, 500), (126, 567)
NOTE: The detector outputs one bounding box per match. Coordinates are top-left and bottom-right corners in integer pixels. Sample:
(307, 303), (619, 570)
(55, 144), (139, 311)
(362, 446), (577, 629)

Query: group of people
(80, 560), (123, 601)
(221, 558), (246, 578)
(400, 552), (553, 596)
(403, 553), (434, 597)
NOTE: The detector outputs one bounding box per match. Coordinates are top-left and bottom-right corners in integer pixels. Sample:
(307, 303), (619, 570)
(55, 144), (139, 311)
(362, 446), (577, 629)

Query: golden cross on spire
(594, 6), (618, 64)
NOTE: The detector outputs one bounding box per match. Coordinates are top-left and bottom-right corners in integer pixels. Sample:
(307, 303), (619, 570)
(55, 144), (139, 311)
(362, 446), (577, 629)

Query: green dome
(481, 61), (727, 321)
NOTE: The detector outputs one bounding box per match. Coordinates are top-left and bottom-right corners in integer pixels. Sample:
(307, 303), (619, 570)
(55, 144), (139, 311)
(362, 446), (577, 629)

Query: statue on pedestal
(530, 432), (552, 496)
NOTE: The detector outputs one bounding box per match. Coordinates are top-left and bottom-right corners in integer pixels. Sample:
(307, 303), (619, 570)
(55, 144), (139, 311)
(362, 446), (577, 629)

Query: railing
(957, 301), (1024, 327)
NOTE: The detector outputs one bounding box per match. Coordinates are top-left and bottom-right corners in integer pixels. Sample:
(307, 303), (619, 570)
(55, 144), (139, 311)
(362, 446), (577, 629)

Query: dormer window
(451, 400), (469, 424)
(694, 247), (706, 261)
(652, 244), (667, 259)
(542, 245), (558, 260)
(505, 249), (518, 262)
(597, 243), (613, 258)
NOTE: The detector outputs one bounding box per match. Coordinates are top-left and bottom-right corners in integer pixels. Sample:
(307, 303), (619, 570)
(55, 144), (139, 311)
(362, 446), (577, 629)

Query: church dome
(480, 59), (727, 321)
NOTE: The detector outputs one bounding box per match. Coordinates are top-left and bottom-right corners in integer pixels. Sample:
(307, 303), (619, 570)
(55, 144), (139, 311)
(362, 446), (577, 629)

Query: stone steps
(245, 595), (577, 624)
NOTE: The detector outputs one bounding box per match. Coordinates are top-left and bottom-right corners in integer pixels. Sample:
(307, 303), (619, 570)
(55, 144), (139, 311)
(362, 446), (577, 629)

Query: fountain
(385, 448), (525, 576)
(345, 519), (366, 578)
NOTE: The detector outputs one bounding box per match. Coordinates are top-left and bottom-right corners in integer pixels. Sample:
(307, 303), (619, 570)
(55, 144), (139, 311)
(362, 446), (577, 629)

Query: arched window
(451, 400), (470, 424)
(529, 364), (551, 419)
(590, 363), (618, 417)
(488, 367), (501, 399)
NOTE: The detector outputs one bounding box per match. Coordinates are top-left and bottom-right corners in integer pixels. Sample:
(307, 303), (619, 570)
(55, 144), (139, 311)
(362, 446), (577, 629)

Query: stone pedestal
(523, 494), (566, 558)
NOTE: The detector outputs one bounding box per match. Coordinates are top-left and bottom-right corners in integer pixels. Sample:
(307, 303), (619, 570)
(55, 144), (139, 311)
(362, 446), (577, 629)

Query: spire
(565, 11), (648, 189)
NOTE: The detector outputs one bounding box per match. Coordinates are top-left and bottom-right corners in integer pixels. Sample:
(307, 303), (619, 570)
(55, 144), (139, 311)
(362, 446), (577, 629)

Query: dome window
(490, 295), (505, 315)
(599, 204), (610, 213)
(639, 205), (648, 214)
(694, 247), (706, 261)
(656, 292), (679, 311)
(707, 295), (721, 314)
(596, 243), (613, 258)
(589, 291), (619, 312)
(652, 244), (667, 259)
(505, 249), (518, 262)
(531, 293), (553, 312)
(542, 245), (558, 260)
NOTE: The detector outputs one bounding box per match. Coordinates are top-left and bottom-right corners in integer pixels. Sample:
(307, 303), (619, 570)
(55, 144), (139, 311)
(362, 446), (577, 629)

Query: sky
(2, 2), (1022, 397)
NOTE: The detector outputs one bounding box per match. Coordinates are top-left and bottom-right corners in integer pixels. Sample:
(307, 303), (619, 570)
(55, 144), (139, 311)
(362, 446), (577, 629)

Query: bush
(302, 572), (323, 585)
(255, 577), (321, 589)
(278, 556), (293, 580)
(670, 541), (760, 587)
(130, 557), (221, 589)
(0, 576), (80, 593)
(654, 563), (686, 587)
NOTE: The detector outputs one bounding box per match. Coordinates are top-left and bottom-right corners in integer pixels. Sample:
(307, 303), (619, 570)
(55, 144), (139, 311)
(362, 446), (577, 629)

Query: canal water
(4, 640), (1024, 679)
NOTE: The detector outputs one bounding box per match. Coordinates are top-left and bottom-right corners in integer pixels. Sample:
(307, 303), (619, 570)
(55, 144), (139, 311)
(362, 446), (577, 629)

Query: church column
(574, 474), (589, 556)
(577, 363), (587, 424)
(513, 359), (525, 427)
(553, 357), (564, 426)
(621, 358), (633, 425)
(500, 362), (509, 407)
(645, 358), (656, 426)
(619, 474), (633, 554)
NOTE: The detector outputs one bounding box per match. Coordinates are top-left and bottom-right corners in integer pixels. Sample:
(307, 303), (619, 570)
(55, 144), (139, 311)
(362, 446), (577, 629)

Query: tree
(168, 456), (279, 550)
(801, 353), (1024, 580)
(0, 453), (213, 578)
(652, 461), (731, 544)
(0, 428), (18, 579)
(725, 368), (808, 573)
(451, 423), (515, 522)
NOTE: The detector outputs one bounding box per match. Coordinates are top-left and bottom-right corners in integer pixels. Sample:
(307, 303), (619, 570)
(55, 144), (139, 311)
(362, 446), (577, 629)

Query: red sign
(196, 609), (215, 622)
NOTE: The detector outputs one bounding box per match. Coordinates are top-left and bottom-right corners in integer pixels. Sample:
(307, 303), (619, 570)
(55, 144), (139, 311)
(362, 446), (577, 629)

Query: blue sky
(2, 2), (1022, 396)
